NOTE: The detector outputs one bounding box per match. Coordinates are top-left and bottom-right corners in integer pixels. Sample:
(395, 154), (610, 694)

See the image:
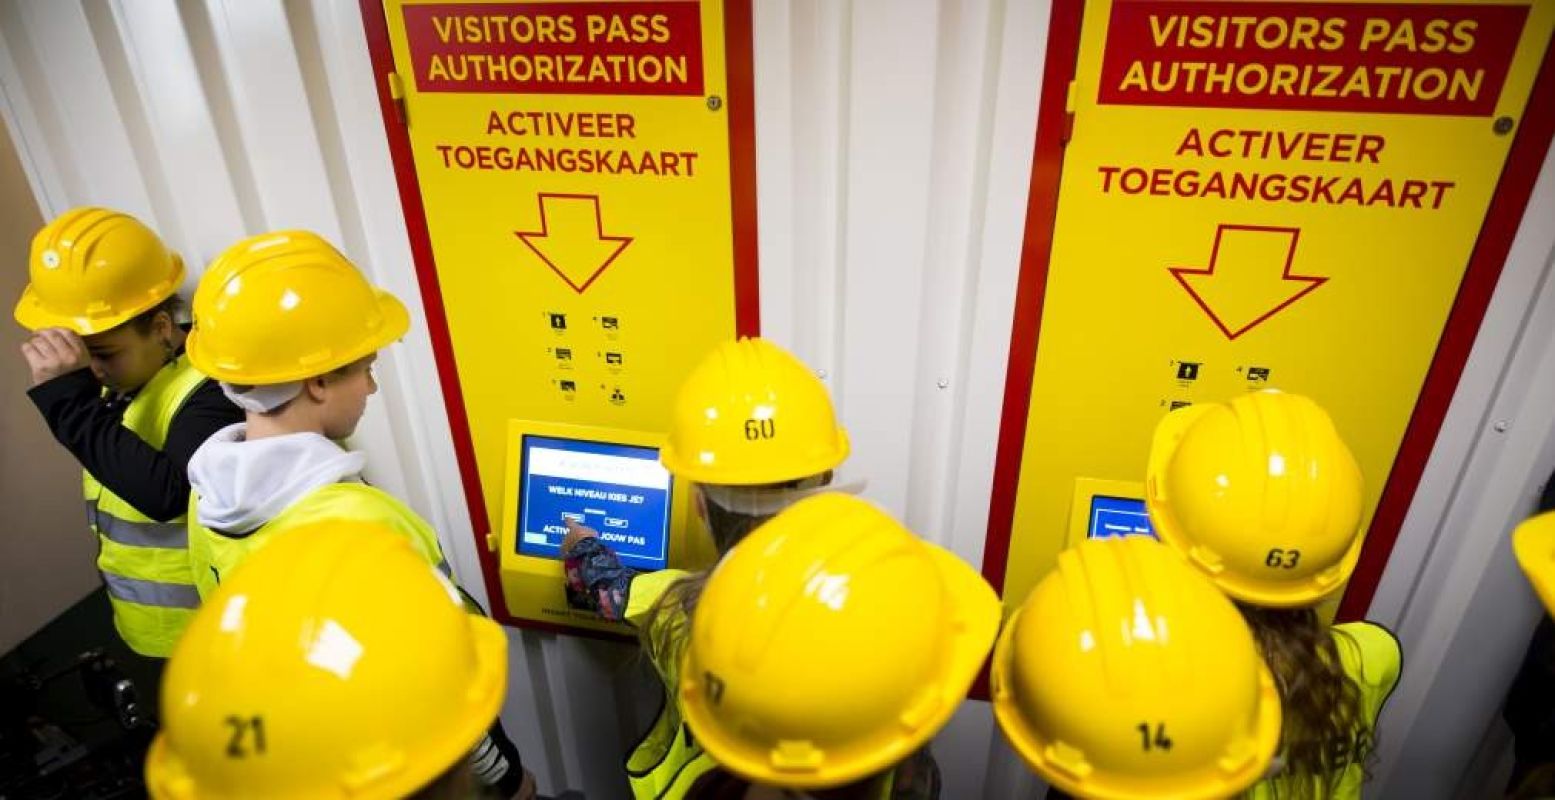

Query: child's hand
(21, 327), (92, 387)
(562, 518), (598, 555)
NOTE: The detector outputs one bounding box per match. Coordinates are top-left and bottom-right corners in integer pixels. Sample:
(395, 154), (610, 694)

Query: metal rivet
(936, 378), (950, 389)
(707, 95), (723, 111)
(1494, 116), (1515, 135)
(1493, 420), (1510, 433)
(816, 369), (828, 380)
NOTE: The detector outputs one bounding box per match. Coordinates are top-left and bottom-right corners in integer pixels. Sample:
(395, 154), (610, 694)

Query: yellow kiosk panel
(362, 0), (758, 633)
(982, 0), (1555, 624)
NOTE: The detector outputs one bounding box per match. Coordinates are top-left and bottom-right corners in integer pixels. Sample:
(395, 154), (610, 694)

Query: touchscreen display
(517, 435), (672, 571)
(1088, 495), (1156, 540)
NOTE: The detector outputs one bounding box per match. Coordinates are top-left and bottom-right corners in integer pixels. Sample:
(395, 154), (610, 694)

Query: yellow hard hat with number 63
(991, 536), (1282, 800)
(680, 493), (999, 789)
(145, 521), (507, 799)
(186, 231), (409, 384)
(1146, 390), (1365, 607)
(660, 337), (849, 485)
(1514, 512), (1555, 615)
(14, 207), (184, 334)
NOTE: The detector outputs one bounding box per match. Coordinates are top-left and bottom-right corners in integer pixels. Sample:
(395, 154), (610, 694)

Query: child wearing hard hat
(990, 535), (1282, 800)
(14, 207), (243, 659)
(145, 519), (509, 800)
(1146, 390), (1402, 799)
(675, 492), (1001, 799)
(560, 337), (855, 799)
(181, 230), (533, 799)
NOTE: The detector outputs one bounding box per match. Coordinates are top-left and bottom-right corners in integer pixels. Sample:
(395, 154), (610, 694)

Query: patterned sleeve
(564, 536), (638, 622)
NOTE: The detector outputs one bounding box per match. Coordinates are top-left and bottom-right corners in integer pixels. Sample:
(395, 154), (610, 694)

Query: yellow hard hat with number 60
(1146, 390), (1365, 607)
(186, 231), (409, 384)
(991, 536), (1282, 800)
(1514, 512), (1555, 615)
(659, 337), (849, 485)
(145, 521), (507, 799)
(680, 493), (999, 789)
(14, 207), (184, 334)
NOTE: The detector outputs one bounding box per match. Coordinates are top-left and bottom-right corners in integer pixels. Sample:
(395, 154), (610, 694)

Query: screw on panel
(816, 369), (828, 380)
(1494, 117), (1515, 135)
(1493, 420), (1510, 433)
(707, 95), (723, 111)
(936, 378), (950, 389)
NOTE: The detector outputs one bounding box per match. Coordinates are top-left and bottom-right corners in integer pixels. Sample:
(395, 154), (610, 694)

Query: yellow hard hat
(14, 207), (184, 334)
(660, 337), (849, 485)
(145, 521), (506, 799)
(1514, 512), (1555, 614)
(680, 493), (999, 789)
(1146, 390), (1365, 607)
(991, 537), (1282, 800)
(186, 231), (409, 384)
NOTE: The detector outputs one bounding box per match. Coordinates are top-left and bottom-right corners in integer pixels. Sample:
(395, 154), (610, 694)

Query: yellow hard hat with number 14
(991, 537), (1282, 800)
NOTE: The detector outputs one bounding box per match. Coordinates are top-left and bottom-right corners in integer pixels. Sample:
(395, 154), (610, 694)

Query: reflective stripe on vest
(188, 481), (450, 599)
(81, 355), (208, 657)
(102, 572), (201, 609)
(86, 498), (189, 548)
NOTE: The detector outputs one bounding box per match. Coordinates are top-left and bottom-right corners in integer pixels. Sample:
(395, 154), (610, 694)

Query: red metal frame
(979, 0), (1087, 601)
(358, 0), (761, 631)
(983, 0), (1555, 625)
(1337, 35), (1555, 620)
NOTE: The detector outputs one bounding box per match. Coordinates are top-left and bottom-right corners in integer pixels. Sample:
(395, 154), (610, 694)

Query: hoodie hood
(188, 423), (366, 535)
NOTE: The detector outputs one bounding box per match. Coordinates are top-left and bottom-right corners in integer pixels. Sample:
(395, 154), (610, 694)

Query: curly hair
(1239, 605), (1372, 797)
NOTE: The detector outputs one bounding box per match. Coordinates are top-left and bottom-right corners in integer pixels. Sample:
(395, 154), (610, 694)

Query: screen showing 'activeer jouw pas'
(517, 435), (672, 571)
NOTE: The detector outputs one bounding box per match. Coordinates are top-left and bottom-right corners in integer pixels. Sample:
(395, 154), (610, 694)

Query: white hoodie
(187, 422), (367, 535)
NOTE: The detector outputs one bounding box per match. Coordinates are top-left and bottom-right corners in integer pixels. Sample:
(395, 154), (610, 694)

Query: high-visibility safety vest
(619, 569), (709, 799)
(1246, 621), (1402, 799)
(187, 482), (450, 598)
(82, 355), (208, 658)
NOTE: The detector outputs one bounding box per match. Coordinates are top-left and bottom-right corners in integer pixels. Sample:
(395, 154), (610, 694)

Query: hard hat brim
(1515, 513), (1555, 615)
(186, 290), (410, 385)
(14, 264), (183, 335)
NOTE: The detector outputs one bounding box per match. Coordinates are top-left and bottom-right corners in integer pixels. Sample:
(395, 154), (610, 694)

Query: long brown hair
(639, 475), (827, 670)
(1238, 605), (1371, 797)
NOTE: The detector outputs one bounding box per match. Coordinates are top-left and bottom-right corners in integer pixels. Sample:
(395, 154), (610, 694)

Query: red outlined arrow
(1169, 224), (1327, 341)
(515, 193), (632, 294)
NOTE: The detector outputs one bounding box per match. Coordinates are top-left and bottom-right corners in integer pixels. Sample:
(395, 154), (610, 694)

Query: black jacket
(27, 366), (242, 522)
